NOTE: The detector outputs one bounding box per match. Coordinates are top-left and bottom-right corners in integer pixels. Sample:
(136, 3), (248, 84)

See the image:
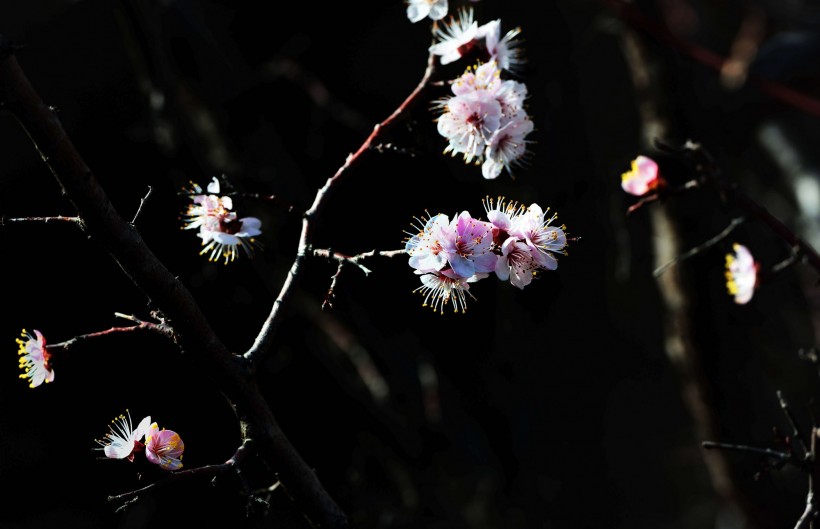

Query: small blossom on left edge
(17, 329), (54, 388)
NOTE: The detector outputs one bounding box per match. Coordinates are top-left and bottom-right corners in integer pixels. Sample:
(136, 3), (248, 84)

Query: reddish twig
(243, 50), (437, 365)
(108, 439), (254, 506)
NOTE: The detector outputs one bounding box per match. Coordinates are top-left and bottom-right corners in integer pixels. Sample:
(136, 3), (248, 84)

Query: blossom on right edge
(725, 243), (758, 304)
(17, 329), (54, 389)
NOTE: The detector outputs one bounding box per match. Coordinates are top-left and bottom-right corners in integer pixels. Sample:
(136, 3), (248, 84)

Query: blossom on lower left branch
(94, 411), (185, 470)
(17, 329), (54, 388)
(95, 410), (152, 461)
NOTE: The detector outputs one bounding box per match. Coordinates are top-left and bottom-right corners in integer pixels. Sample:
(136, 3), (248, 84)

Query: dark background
(2, 0), (820, 528)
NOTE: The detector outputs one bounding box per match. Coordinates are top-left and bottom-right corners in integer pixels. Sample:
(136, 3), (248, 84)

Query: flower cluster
(181, 177), (262, 264)
(17, 329), (53, 388)
(95, 410), (184, 471)
(725, 243), (758, 305)
(431, 9), (531, 180)
(405, 197), (569, 313)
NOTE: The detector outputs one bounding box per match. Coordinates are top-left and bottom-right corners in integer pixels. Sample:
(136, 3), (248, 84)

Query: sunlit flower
(477, 19), (525, 73)
(17, 329), (54, 388)
(181, 177), (263, 264)
(495, 238), (539, 289)
(145, 422), (184, 471)
(406, 0), (448, 23)
(198, 215), (263, 264)
(95, 410), (151, 461)
(437, 91), (502, 163)
(439, 211), (497, 278)
(621, 155), (662, 196)
(725, 243), (758, 304)
(510, 204), (568, 270)
(429, 8), (479, 64)
(481, 111), (534, 179)
(413, 269), (485, 314)
(405, 212), (451, 273)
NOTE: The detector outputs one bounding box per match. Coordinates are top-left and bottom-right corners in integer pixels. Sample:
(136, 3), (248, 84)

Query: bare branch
(2, 215), (81, 226)
(653, 217), (745, 277)
(243, 50), (437, 366)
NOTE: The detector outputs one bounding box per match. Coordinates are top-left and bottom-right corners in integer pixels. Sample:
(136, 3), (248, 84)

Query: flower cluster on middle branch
(430, 8), (532, 180)
(405, 196), (569, 313)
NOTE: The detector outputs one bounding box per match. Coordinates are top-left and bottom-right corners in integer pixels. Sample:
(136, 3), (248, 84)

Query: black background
(3, 0), (820, 528)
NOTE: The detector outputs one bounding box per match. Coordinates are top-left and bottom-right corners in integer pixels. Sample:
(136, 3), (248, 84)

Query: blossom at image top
(145, 422), (184, 471)
(406, 0), (448, 23)
(94, 410), (152, 461)
(17, 328), (54, 389)
(725, 243), (758, 304)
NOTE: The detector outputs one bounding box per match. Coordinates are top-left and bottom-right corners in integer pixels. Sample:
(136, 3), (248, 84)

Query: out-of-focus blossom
(17, 329), (53, 388)
(145, 422), (184, 471)
(621, 155), (662, 196)
(725, 243), (758, 304)
(406, 0), (448, 23)
(95, 411), (151, 461)
(181, 177), (263, 264)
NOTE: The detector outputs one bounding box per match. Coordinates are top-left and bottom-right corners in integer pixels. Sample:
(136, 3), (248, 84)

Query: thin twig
(779, 390), (810, 458)
(702, 441), (791, 465)
(653, 216), (745, 277)
(323, 262), (344, 310)
(108, 439), (254, 505)
(131, 186), (153, 224)
(48, 319), (175, 351)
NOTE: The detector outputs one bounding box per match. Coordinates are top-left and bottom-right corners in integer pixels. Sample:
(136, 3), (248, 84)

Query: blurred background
(2, 0), (820, 528)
